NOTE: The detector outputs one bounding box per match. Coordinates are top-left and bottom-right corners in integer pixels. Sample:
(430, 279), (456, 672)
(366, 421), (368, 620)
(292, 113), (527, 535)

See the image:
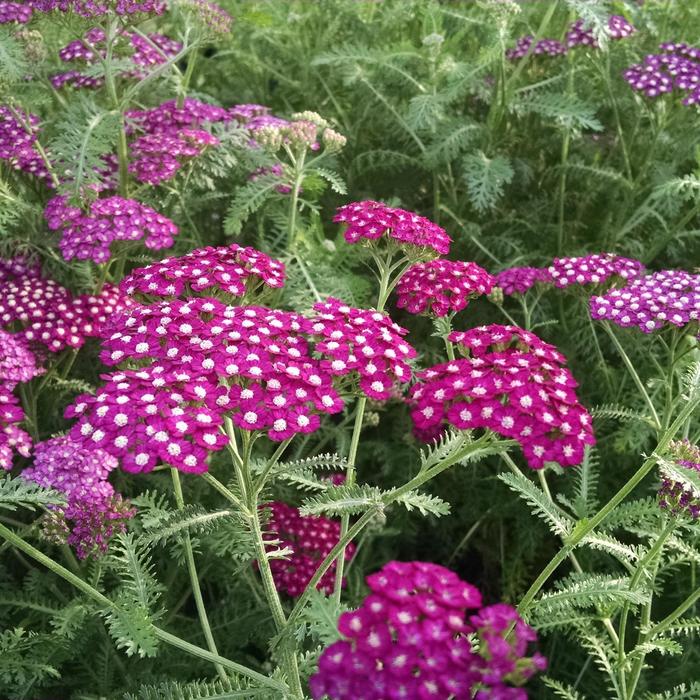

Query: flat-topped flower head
(121, 243), (285, 301)
(495, 266), (552, 296)
(0, 2), (32, 23)
(410, 325), (595, 468)
(45, 195), (178, 263)
(506, 35), (567, 61)
(0, 105), (54, 186)
(549, 253), (644, 289)
(23, 435), (134, 558)
(263, 502), (355, 597)
(659, 440), (700, 520)
(0, 387), (32, 470)
(334, 200), (451, 258)
(28, 0), (166, 17)
(396, 260), (495, 317)
(624, 43), (700, 106)
(0, 330), (43, 388)
(567, 15), (635, 48)
(307, 297), (417, 400)
(67, 299), (344, 472)
(310, 560), (544, 700)
(174, 0), (233, 35)
(590, 269), (700, 333)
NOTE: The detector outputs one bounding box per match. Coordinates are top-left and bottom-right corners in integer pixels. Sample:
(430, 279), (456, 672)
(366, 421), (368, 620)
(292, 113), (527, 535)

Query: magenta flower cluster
(22, 436), (134, 558)
(507, 15), (635, 61)
(495, 253), (644, 296)
(51, 27), (182, 90)
(126, 98), (229, 185)
(263, 501), (355, 597)
(308, 297), (416, 401)
(590, 269), (700, 333)
(45, 195), (178, 263)
(0, 2), (32, 23)
(395, 260), (495, 318)
(411, 325), (595, 468)
(27, 0), (166, 17)
(0, 258), (131, 352)
(310, 560), (546, 700)
(0, 105), (53, 185)
(0, 331), (42, 470)
(334, 201), (451, 257)
(624, 42), (700, 106)
(659, 441), (700, 520)
(121, 243), (286, 300)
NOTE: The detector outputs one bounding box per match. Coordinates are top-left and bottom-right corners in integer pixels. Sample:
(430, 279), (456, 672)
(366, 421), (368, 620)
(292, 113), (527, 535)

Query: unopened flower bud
(255, 125), (283, 152)
(322, 128), (347, 154)
(291, 110), (328, 128)
(488, 286), (504, 305)
(286, 120), (318, 150)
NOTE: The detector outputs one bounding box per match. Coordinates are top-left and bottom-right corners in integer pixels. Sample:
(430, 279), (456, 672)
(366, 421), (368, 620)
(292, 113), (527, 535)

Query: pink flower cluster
(410, 325), (595, 468)
(67, 299), (345, 472)
(51, 28), (182, 90)
(308, 298), (416, 400)
(590, 269), (700, 333)
(263, 501), (355, 597)
(22, 436), (134, 558)
(0, 105), (53, 185)
(310, 561), (546, 700)
(495, 253), (644, 296)
(120, 243), (286, 300)
(27, 0), (165, 16)
(659, 441), (700, 520)
(126, 98), (229, 184)
(334, 201), (451, 257)
(45, 195), (178, 263)
(0, 258), (131, 352)
(395, 260), (495, 317)
(0, 331), (42, 470)
(548, 254), (644, 289)
(624, 43), (700, 106)
(0, 2), (32, 23)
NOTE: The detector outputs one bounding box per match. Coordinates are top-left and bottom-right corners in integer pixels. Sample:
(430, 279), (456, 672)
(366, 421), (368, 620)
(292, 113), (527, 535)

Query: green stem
(177, 47), (199, 109)
(253, 438), (292, 495)
(170, 469), (226, 682)
(517, 395), (700, 618)
(287, 150), (306, 251)
(201, 472), (246, 513)
(602, 322), (661, 431)
(0, 522), (284, 690)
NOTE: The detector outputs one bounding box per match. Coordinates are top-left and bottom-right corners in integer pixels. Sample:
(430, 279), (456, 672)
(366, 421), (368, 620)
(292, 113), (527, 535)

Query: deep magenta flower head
(494, 266), (552, 296)
(334, 201), (451, 258)
(0, 105), (54, 186)
(310, 560), (544, 700)
(658, 440), (700, 520)
(0, 330), (43, 388)
(590, 269), (700, 333)
(307, 298), (417, 400)
(66, 299), (345, 473)
(410, 325), (595, 468)
(45, 195), (178, 263)
(396, 260), (495, 317)
(263, 501), (355, 597)
(567, 15), (635, 49)
(22, 435), (134, 558)
(120, 243), (286, 301)
(0, 388), (32, 470)
(548, 253), (644, 289)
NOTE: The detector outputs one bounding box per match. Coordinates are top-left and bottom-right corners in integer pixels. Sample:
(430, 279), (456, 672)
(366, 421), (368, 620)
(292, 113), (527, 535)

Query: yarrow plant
(658, 440), (700, 519)
(310, 561), (546, 700)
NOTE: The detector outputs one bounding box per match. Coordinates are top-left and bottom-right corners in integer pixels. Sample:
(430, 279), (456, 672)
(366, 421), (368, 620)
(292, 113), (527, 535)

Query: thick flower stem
(517, 395), (700, 619)
(170, 469), (226, 682)
(332, 395), (367, 604)
(0, 522), (285, 691)
(287, 150), (306, 251)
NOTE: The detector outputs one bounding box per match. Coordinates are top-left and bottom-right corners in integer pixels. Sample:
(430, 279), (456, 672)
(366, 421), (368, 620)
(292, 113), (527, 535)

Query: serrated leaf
(300, 484), (384, 517)
(141, 506), (233, 547)
(392, 490), (451, 517)
(312, 167), (347, 194)
(0, 475), (65, 512)
(462, 151), (514, 212)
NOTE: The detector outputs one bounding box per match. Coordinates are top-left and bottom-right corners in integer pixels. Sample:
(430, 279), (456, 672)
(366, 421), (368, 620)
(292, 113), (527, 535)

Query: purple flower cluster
(395, 260), (495, 317)
(590, 269), (700, 332)
(659, 441), (700, 520)
(507, 15), (635, 62)
(308, 298), (417, 401)
(624, 42), (700, 105)
(121, 243), (286, 300)
(27, 0), (165, 17)
(52, 28), (182, 90)
(411, 325), (595, 469)
(0, 331), (42, 470)
(22, 436), (134, 558)
(334, 201), (451, 257)
(0, 2), (32, 23)
(495, 266), (552, 296)
(263, 501), (355, 597)
(310, 561), (546, 700)
(126, 98), (229, 184)
(0, 105), (53, 185)
(0, 259), (132, 352)
(45, 195), (178, 263)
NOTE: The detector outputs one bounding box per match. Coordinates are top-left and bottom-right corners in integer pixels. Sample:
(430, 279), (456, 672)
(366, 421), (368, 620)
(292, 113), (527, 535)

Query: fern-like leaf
(299, 484), (384, 517)
(462, 151), (514, 212)
(0, 475), (65, 512)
